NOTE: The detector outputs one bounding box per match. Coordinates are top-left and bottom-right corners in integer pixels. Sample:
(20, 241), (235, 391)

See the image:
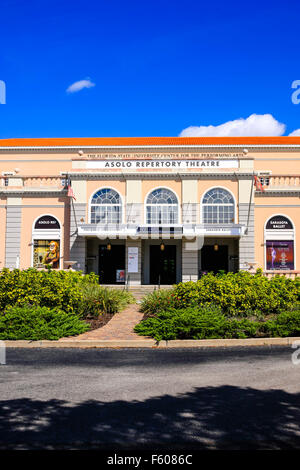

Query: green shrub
(78, 284), (135, 317)
(140, 289), (174, 316)
(141, 271), (300, 317)
(262, 310), (300, 337)
(0, 268), (98, 313)
(134, 305), (260, 341)
(0, 305), (90, 340)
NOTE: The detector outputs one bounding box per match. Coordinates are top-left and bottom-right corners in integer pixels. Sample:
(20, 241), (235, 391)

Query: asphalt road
(0, 346), (300, 450)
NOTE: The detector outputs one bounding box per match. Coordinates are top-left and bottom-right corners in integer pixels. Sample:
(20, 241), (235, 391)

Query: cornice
(0, 189), (67, 197)
(255, 189), (300, 196)
(62, 171), (253, 180)
(1, 145), (300, 152)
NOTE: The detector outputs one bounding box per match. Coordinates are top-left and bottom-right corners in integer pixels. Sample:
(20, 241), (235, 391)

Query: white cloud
(289, 128), (300, 136)
(66, 79), (95, 94)
(179, 114), (286, 137)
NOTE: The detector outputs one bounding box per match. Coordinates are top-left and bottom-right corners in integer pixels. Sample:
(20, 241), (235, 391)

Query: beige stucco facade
(0, 136), (299, 284)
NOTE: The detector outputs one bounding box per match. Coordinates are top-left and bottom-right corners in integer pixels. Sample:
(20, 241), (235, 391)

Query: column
(69, 180), (87, 272)
(181, 179), (198, 281)
(238, 159), (255, 270)
(182, 239), (198, 282)
(126, 179), (142, 224)
(5, 197), (22, 269)
(182, 179), (198, 224)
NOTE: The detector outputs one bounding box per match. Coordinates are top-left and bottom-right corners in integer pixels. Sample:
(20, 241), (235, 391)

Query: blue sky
(0, 0), (300, 138)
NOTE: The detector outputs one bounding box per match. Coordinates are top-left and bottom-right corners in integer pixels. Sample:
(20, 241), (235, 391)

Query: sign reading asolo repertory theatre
(86, 159), (239, 169)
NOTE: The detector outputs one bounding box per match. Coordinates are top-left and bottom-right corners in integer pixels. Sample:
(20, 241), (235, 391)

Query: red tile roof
(0, 136), (300, 147)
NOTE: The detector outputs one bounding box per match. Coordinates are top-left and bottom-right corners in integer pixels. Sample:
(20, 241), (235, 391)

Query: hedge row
(141, 270), (300, 317)
(134, 305), (300, 341)
(0, 305), (90, 340)
(0, 269), (136, 340)
(0, 268), (99, 313)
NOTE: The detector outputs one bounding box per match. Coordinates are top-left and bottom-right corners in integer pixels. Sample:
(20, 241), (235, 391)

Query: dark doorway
(98, 245), (125, 284)
(150, 245), (176, 284)
(201, 245), (228, 274)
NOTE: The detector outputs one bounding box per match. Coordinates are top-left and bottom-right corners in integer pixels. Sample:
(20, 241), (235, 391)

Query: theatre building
(0, 136), (299, 285)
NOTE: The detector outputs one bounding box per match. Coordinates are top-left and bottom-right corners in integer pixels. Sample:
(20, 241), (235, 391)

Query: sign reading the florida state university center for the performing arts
(86, 159), (239, 169)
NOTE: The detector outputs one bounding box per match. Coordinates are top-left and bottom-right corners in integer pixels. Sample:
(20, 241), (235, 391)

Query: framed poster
(266, 241), (294, 270)
(128, 247), (138, 273)
(116, 269), (125, 283)
(33, 240), (60, 269)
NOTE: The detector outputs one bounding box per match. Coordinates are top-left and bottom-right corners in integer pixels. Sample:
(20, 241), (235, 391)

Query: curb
(3, 337), (300, 348)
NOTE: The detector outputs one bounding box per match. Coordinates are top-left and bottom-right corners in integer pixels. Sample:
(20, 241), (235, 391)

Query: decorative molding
(255, 189), (300, 196)
(0, 189), (67, 197)
(0, 204), (68, 208)
(1, 145), (300, 151)
(0, 159), (71, 162)
(63, 171), (253, 180)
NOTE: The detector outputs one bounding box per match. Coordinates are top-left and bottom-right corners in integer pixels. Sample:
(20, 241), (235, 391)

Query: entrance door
(150, 245), (176, 284)
(98, 245), (125, 284)
(201, 245), (228, 274)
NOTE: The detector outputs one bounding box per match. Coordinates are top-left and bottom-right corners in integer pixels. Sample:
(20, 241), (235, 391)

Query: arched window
(202, 188), (235, 224)
(146, 188), (179, 224)
(90, 188), (122, 224)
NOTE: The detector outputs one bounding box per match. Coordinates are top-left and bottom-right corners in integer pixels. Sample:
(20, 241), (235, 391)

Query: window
(202, 188), (235, 224)
(146, 188), (179, 224)
(260, 176), (270, 187)
(90, 188), (122, 224)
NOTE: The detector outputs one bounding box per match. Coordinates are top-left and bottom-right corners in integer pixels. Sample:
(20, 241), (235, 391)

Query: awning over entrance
(78, 223), (246, 238)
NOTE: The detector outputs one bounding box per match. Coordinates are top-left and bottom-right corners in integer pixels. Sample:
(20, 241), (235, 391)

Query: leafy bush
(262, 309), (300, 337)
(135, 305), (260, 341)
(78, 284), (135, 317)
(0, 268), (98, 313)
(0, 305), (90, 340)
(141, 271), (300, 317)
(140, 289), (173, 316)
(136, 303), (300, 341)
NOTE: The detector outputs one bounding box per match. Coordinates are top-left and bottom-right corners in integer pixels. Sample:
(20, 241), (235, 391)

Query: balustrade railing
(1, 174), (300, 192)
(260, 175), (300, 189)
(23, 176), (64, 188)
(0, 176), (64, 188)
(263, 271), (300, 279)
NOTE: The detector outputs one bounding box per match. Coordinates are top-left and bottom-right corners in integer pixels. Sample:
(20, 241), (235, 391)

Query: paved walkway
(60, 303), (149, 341)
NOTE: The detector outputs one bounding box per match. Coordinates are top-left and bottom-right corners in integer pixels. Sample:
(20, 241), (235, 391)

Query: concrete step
(103, 284), (173, 300)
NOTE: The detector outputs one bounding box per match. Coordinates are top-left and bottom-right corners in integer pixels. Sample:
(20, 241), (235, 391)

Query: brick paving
(60, 303), (149, 341)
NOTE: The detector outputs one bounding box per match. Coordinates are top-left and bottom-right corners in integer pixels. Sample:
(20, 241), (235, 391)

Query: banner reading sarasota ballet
(266, 241), (294, 270)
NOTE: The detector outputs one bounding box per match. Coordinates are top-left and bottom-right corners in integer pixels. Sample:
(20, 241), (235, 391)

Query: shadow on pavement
(0, 385), (300, 449)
